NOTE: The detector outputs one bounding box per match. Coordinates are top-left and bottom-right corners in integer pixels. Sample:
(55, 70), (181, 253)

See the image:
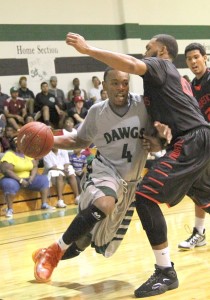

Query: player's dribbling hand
(66, 32), (89, 55)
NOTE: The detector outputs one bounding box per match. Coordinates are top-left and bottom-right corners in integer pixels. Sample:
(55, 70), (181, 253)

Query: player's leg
(179, 159), (210, 250)
(134, 145), (198, 296)
(33, 195), (114, 282)
(134, 196), (178, 298)
(61, 234), (92, 260)
(178, 204), (206, 250)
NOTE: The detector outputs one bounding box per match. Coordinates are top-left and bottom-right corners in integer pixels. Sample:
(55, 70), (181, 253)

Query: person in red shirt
(4, 87), (26, 130)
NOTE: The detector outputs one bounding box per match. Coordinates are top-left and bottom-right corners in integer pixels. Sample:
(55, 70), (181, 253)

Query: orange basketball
(17, 122), (54, 159)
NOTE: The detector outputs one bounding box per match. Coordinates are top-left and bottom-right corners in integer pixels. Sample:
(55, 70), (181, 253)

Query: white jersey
(77, 94), (152, 182)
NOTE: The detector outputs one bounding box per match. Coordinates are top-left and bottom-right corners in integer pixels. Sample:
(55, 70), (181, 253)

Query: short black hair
(103, 67), (114, 81)
(153, 34), (178, 61)
(184, 42), (206, 57)
(41, 82), (48, 88)
(103, 67), (130, 81)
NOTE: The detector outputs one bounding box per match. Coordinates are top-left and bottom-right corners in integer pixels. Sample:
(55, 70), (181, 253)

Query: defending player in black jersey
(65, 32), (210, 298)
(178, 43), (210, 250)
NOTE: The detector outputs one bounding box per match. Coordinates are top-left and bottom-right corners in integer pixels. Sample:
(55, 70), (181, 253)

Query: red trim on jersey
(148, 176), (164, 186)
(142, 184), (159, 194)
(154, 169), (168, 177)
(136, 191), (161, 204)
(181, 77), (193, 96)
(160, 161), (173, 169)
(194, 85), (201, 91)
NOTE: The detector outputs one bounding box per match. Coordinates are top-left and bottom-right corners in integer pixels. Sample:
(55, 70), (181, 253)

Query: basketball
(17, 122), (54, 159)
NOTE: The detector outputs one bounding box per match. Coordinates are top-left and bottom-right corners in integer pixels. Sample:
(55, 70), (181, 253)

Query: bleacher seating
(0, 168), (75, 216)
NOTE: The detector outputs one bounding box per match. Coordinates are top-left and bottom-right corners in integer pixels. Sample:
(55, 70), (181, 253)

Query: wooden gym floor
(1, 196), (210, 300)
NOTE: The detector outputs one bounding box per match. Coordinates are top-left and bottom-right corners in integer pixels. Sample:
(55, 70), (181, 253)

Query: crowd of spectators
(0, 74), (103, 217)
(0, 75), (107, 131)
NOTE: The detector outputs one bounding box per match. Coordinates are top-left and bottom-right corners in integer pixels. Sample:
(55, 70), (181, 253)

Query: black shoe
(134, 263), (179, 298)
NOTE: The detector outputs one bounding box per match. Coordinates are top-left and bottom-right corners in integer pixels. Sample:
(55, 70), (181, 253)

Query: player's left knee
(94, 196), (116, 215)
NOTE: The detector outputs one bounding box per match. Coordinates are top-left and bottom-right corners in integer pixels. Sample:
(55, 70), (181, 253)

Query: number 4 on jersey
(122, 143), (132, 162)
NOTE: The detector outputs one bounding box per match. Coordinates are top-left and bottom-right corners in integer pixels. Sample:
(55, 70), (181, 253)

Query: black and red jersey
(141, 57), (208, 139)
(191, 68), (210, 122)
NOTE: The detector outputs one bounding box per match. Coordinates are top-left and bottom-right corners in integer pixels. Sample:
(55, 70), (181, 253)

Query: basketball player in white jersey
(32, 67), (171, 283)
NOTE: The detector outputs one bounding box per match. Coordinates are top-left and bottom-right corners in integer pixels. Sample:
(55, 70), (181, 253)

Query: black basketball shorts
(136, 126), (210, 208)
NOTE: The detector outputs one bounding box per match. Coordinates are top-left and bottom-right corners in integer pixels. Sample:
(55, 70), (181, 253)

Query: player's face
(185, 50), (207, 79)
(103, 70), (129, 107)
(144, 38), (163, 58)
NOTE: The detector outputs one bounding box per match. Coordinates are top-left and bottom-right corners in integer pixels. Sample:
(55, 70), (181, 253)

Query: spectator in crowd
(67, 77), (88, 102)
(24, 114), (34, 124)
(49, 76), (67, 112)
(4, 87), (26, 130)
(0, 137), (52, 218)
(55, 116), (77, 157)
(89, 76), (102, 103)
(62, 116), (77, 137)
(0, 83), (9, 106)
(96, 89), (108, 104)
(69, 149), (87, 193)
(34, 82), (65, 129)
(66, 87), (82, 110)
(18, 76), (35, 115)
(0, 125), (15, 156)
(67, 96), (88, 127)
(86, 88), (108, 108)
(0, 84), (8, 128)
(43, 147), (80, 207)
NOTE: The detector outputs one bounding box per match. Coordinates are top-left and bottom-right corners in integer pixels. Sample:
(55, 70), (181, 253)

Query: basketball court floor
(1, 196), (210, 300)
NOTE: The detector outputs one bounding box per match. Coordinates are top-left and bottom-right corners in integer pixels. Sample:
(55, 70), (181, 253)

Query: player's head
(103, 67), (130, 107)
(145, 34), (178, 61)
(185, 43), (206, 57)
(184, 43), (207, 79)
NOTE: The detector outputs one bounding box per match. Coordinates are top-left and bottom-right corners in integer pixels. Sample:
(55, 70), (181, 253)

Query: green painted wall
(0, 24), (210, 41)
